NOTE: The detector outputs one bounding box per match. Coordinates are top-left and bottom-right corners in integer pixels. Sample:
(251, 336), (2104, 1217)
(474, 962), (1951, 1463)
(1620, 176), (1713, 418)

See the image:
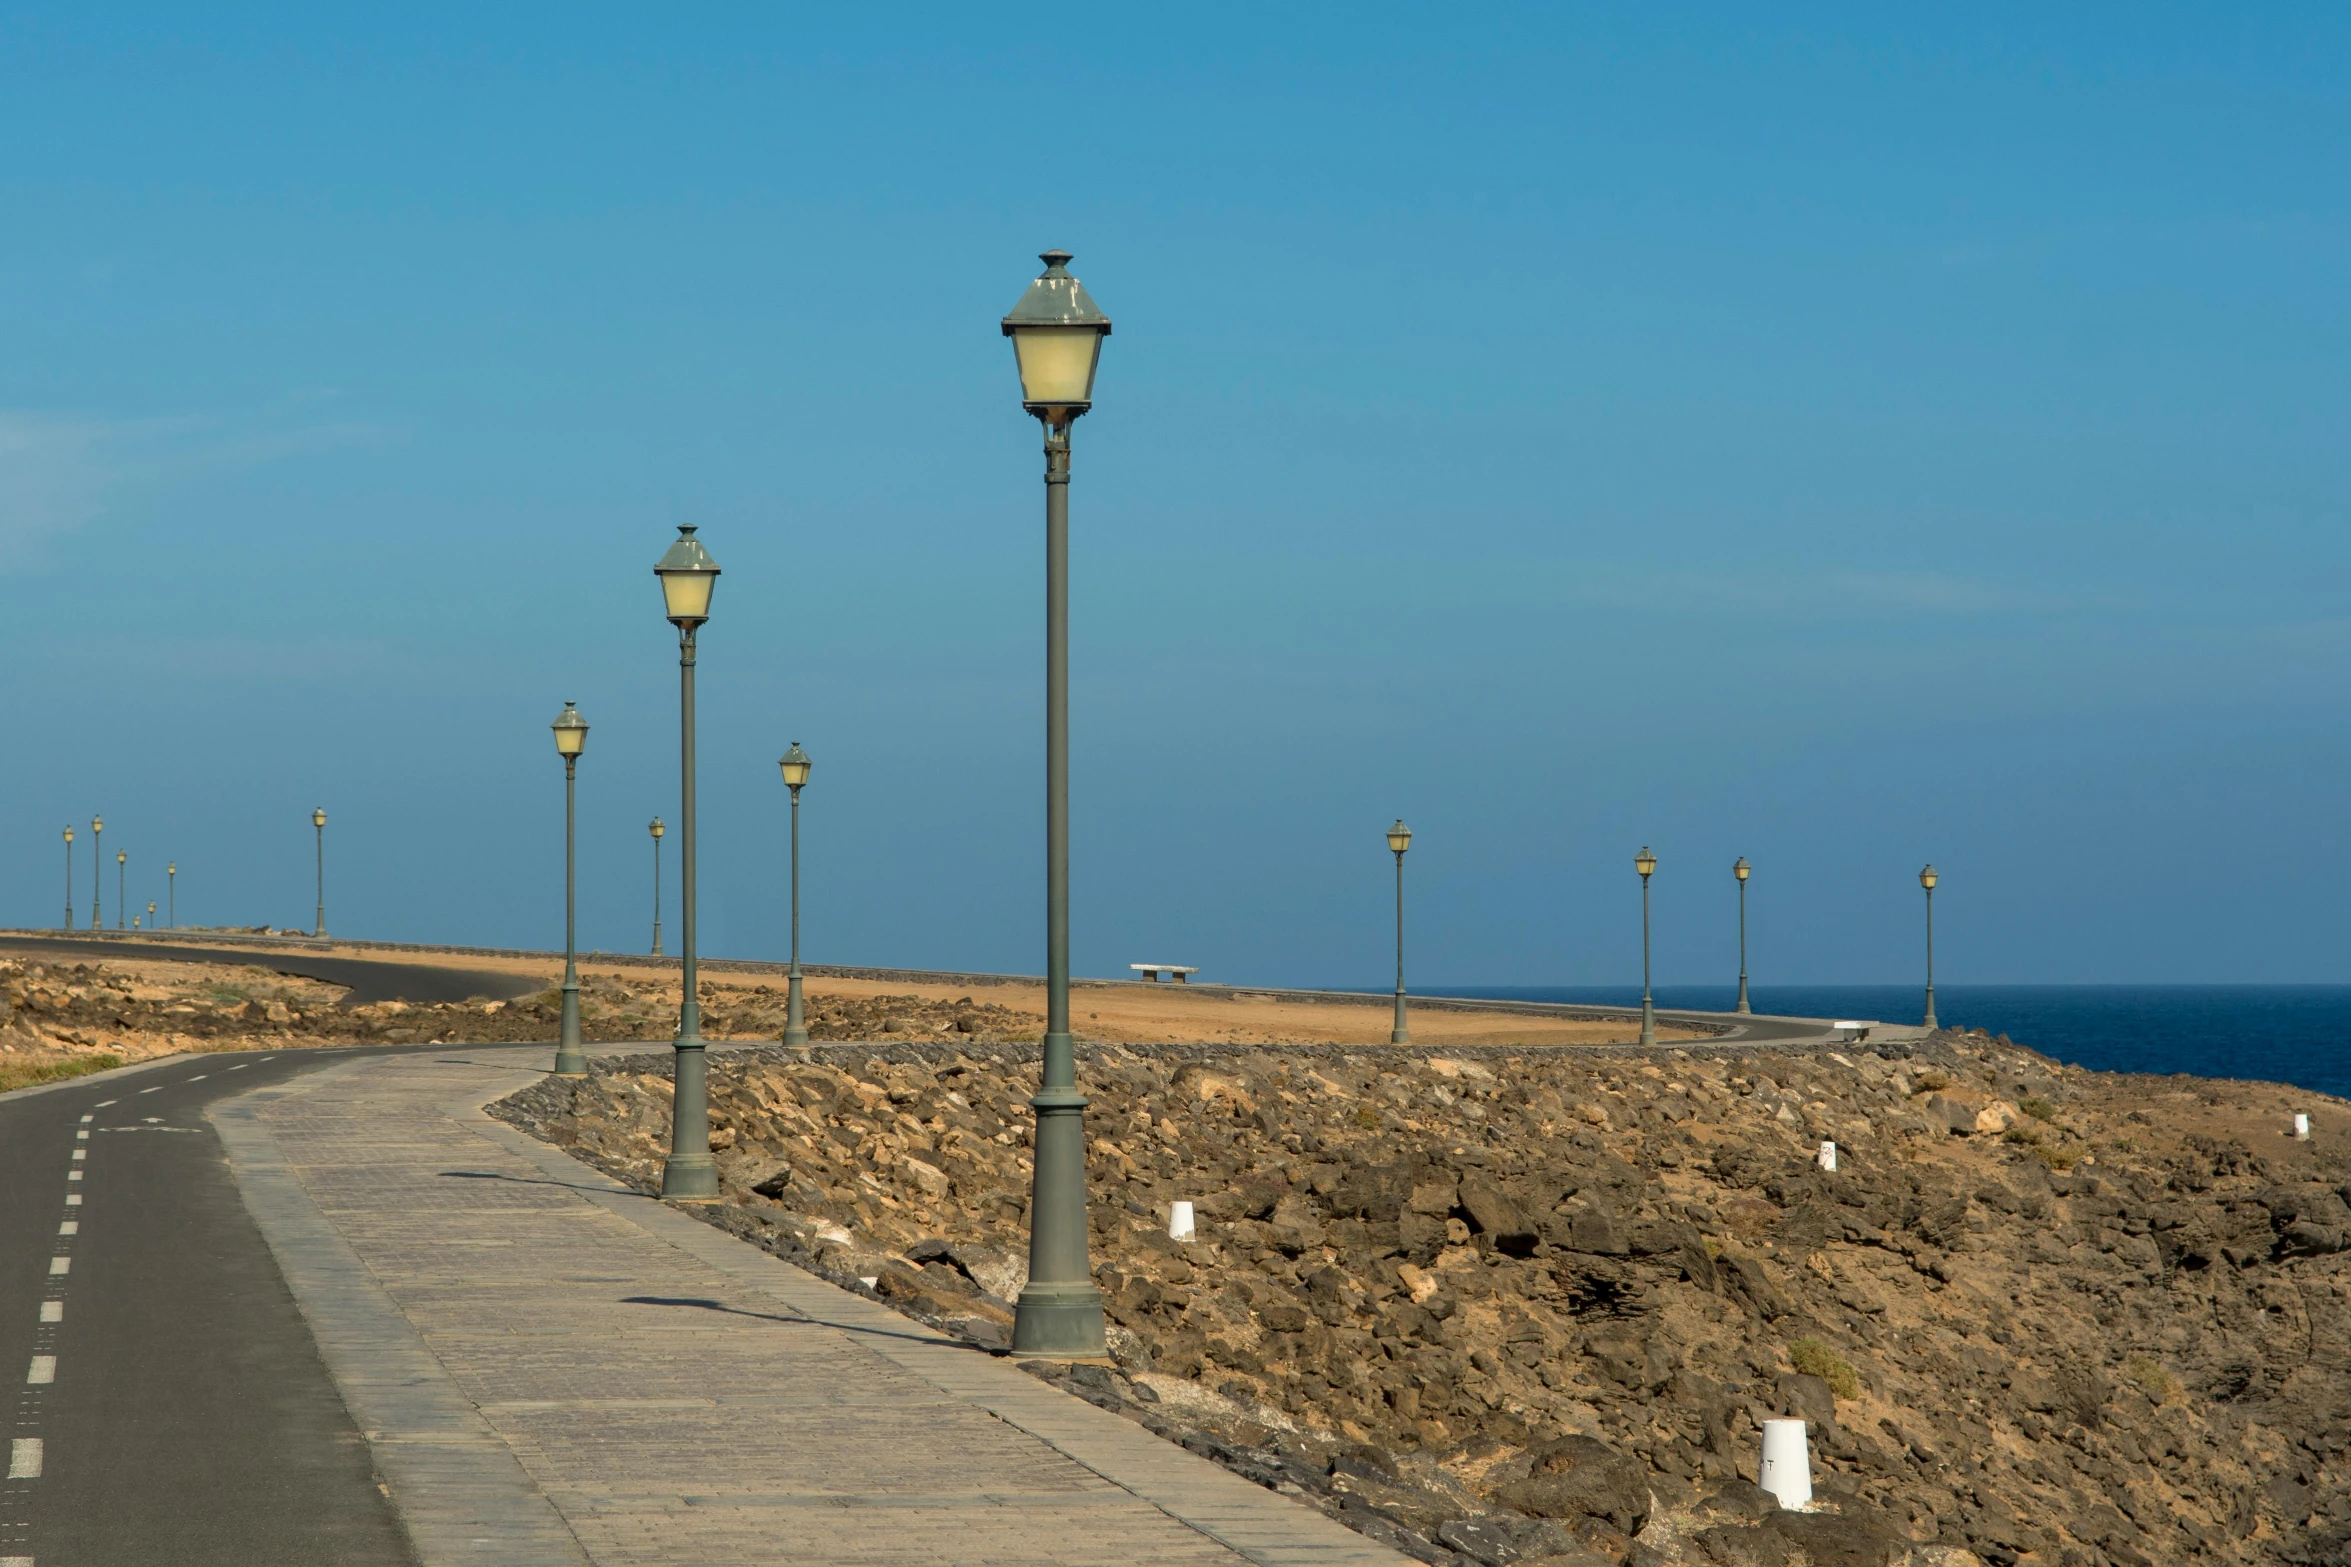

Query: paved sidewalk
(209, 1046), (1404, 1567)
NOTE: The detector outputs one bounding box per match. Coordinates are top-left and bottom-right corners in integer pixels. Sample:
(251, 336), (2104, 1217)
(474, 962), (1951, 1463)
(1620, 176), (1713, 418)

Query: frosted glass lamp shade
(1387, 820), (1412, 855)
(1919, 865), (1938, 890)
(653, 525), (722, 626)
(552, 702), (589, 757)
(1635, 847), (1657, 879)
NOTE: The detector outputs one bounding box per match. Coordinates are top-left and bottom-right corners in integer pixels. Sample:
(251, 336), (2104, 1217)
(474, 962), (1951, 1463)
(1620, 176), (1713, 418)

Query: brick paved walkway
(209, 1046), (1403, 1567)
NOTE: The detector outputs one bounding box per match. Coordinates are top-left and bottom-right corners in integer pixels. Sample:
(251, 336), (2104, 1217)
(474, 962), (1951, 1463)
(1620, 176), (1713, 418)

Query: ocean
(1417, 984), (2351, 1102)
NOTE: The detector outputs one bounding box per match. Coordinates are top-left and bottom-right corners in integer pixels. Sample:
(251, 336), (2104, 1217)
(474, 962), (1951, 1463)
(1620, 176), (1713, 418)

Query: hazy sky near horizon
(3, 8), (2347, 987)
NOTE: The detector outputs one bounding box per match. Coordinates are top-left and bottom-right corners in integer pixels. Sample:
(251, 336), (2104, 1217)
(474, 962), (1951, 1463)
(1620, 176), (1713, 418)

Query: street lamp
(116, 849), (126, 931)
(648, 818), (666, 955)
(61, 826), (73, 931)
(1919, 864), (1939, 1031)
(90, 816), (103, 931)
(778, 742), (812, 1048)
(1002, 248), (1112, 1358)
(654, 524), (721, 1201)
(167, 861), (176, 929)
(312, 808), (328, 938)
(1733, 857), (1752, 1015)
(146, 900), (156, 932)
(551, 702), (591, 1077)
(1387, 820), (1413, 1044)
(1635, 846), (1658, 1047)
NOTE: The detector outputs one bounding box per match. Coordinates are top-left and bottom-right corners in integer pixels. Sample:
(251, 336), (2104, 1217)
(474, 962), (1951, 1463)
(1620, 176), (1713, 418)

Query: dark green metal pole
(663, 626), (718, 1200)
(117, 852), (125, 931)
(91, 825), (101, 932)
(1922, 884), (1937, 1031)
(553, 755), (587, 1076)
(1390, 849), (1410, 1044)
(1013, 414), (1105, 1358)
(168, 865), (175, 929)
(651, 827), (663, 955)
(62, 834), (72, 932)
(1638, 869), (1656, 1047)
(1735, 874), (1750, 1015)
(783, 784), (807, 1047)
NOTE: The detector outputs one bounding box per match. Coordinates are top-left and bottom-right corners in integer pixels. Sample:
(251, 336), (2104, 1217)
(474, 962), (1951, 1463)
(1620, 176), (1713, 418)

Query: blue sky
(2, 7), (2345, 986)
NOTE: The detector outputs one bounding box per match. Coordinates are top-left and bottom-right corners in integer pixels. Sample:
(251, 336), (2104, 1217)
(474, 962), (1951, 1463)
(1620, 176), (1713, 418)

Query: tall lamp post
(167, 861), (176, 929)
(61, 827), (73, 931)
(648, 818), (666, 955)
(1387, 820), (1413, 1044)
(551, 703), (591, 1077)
(1635, 846), (1658, 1047)
(1919, 864), (1939, 1031)
(1733, 857), (1752, 1015)
(312, 808), (328, 938)
(655, 525), (721, 1201)
(116, 849), (126, 930)
(778, 743), (812, 1048)
(1002, 248), (1112, 1358)
(89, 817), (103, 931)
(146, 901), (156, 931)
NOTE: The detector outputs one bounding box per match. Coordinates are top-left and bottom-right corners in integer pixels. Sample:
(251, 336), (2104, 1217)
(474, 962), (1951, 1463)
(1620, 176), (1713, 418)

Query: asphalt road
(0, 936), (543, 1006)
(0, 1047), (423, 1567)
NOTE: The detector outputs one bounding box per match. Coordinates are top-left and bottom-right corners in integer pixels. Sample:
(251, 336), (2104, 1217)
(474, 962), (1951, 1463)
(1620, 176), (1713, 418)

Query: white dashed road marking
(45, 1259), (67, 1277)
(77, 1115), (91, 1124)
(73, 1132), (86, 1142)
(37, 1304), (60, 1324)
(6, 1439), (39, 1479)
(187, 1075), (206, 1082)
(227, 1063), (247, 1070)
(137, 1086), (160, 1095)
(65, 1172), (79, 1183)
(95, 1097), (116, 1106)
(62, 1196), (78, 1207)
(25, 1359), (53, 1388)
(67, 1152), (82, 1163)
(55, 1224), (74, 1237)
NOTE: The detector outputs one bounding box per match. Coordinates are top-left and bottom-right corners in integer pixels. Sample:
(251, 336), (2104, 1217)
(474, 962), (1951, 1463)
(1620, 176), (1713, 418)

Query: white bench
(1131, 963), (1199, 984)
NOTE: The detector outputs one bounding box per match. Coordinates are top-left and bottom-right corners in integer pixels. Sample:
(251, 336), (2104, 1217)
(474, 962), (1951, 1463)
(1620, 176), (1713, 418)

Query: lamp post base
(1391, 991), (1410, 1045)
(662, 1154), (719, 1201)
(782, 971), (808, 1048)
(1011, 1281), (1108, 1358)
(1923, 989), (1938, 1032)
(1639, 1001), (1657, 1048)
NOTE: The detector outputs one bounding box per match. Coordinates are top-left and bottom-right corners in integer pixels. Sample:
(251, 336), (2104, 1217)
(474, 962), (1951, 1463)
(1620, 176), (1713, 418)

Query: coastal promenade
(11, 1041), (1410, 1566)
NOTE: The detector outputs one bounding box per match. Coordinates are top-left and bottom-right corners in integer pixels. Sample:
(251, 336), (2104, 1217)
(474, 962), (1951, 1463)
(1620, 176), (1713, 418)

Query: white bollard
(1817, 1141), (1837, 1172)
(1168, 1200), (1197, 1242)
(2295, 1113), (2311, 1140)
(1758, 1418), (1813, 1510)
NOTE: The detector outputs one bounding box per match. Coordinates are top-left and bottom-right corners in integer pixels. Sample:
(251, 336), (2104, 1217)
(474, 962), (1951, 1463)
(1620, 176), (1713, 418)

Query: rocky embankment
(495, 1033), (2351, 1567)
(0, 953), (1035, 1063)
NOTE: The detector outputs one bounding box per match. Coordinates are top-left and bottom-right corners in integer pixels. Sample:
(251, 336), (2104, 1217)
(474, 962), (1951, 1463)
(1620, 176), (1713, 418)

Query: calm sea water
(1415, 984), (2351, 1101)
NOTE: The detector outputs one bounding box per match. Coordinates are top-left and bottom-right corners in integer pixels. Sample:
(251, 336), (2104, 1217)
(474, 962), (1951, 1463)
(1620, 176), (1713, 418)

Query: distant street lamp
(1387, 820), (1413, 1045)
(1733, 857), (1752, 1016)
(551, 703), (591, 1077)
(116, 849), (126, 931)
(1002, 248), (1112, 1358)
(1635, 847), (1658, 1047)
(654, 525), (721, 1201)
(312, 808), (328, 938)
(1919, 864), (1939, 1031)
(167, 861), (176, 929)
(91, 816), (103, 931)
(778, 742), (813, 1048)
(61, 826), (73, 931)
(146, 901), (156, 932)
(648, 817), (666, 955)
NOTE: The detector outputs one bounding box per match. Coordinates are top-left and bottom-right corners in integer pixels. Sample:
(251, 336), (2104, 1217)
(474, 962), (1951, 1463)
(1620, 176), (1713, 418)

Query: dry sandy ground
(306, 941), (1701, 1046)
